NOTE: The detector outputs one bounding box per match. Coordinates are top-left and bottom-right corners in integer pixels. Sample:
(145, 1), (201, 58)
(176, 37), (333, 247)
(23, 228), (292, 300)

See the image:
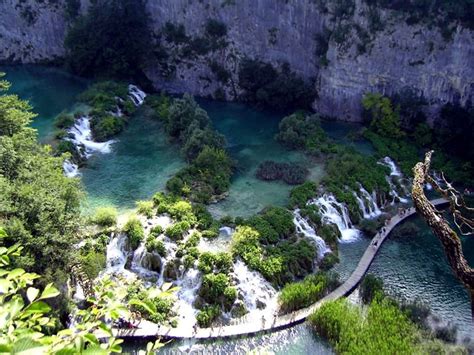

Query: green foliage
(256, 160), (309, 185)
(198, 252), (233, 275)
(78, 81), (134, 141)
(279, 272), (340, 313)
(238, 60), (316, 110)
(364, 130), (419, 176)
(319, 252), (340, 271)
(360, 274), (384, 304)
(276, 112), (330, 154)
(65, 0), (152, 78)
(309, 297), (420, 354)
(0, 230), (127, 353)
(205, 19), (228, 38)
(137, 200), (154, 218)
(92, 206), (118, 227)
(0, 74), (82, 278)
(231, 225), (315, 286)
(65, 0), (81, 20)
(145, 236), (166, 256)
(165, 221), (191, 241)
(289, 181), (317, 208)
(54, 112), (75, 129)
(154, 94), (233, 203)
(363, 0), (474, 30)
(78, 249), (107, 280)
(128, 282), (177, 325)
(124, 217), (144, 250)
(323, 148), (389, 220)
(363, 93), (404, 139)
(196, 305), (221, 328)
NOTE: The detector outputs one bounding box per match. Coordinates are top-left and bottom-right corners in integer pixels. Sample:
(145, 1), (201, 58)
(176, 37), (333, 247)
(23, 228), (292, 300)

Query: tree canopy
(64, 0), (152, 79)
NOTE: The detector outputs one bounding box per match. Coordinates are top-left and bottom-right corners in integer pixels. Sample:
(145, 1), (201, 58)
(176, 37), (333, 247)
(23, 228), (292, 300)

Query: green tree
(362, 93), (404, 139)
(0, 73), (82, 279)
(65, 0), (152, 78)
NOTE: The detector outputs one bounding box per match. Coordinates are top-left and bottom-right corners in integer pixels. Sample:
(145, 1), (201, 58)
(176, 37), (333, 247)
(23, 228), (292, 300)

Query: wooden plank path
(112, 198), (448, 340)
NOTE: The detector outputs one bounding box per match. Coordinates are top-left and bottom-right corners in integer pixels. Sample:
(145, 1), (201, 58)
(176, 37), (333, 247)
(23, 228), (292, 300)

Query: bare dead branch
(412, 151), (474, 303)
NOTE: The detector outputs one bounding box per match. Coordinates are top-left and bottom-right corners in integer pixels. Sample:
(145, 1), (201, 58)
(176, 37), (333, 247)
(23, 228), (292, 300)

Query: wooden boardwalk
(113, 198), (448, 340)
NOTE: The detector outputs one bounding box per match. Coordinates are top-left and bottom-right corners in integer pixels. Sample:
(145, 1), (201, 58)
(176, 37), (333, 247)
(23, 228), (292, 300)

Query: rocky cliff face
(0, 0), (472, 121)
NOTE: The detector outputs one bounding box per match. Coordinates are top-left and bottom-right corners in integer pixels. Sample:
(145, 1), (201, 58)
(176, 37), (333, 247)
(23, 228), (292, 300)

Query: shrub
(150, 225), (164, 237)
(275, 112), (329, 153)
(65, 0), (152, 78)
(196, 305), (221, 328)
(124, 217), (144, 250)
(255, 161), (308, 185)
(54, 112), (75, 129)
(165, 221), (191, 241)
(78, 249), (106, 280)
(205, 19), (227, 38)
(198, 252), (232, 274)
(136, 200), (154, 218)
(360, 274), (384, 304)
(145, 236), (166, 256)
(199, 273), (230, 302)
(279, 272), (340, 313)
(92, 207), (118, 227)
(289, 181), (317, 208)
(319, 252), (340, 271)
(309, 297), (419, 354)
(238, 60), (316, 110)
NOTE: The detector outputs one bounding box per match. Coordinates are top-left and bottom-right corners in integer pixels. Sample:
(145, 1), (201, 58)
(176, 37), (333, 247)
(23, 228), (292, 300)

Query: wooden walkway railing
(112, 198), (448, 340)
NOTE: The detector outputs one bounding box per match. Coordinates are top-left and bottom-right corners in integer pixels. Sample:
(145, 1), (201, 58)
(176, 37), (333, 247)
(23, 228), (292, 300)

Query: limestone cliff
(0, 0), (472, 121)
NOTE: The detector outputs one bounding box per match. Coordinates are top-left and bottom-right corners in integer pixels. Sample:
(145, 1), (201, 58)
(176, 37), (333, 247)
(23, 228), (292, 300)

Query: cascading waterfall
(293, 210), (331, 259)
(310, 195), (361, 243)
(232, 260), (278, 323)
(174, 268), (202, 329)
(128, 84), (147, 106)
(63, 84), (146, 177)
(380, 156), (402, 177)
(63, 160), (80, 178)
(378, 156), (409, 204)
(105, 233), (129, 274)
(66, 116), (115, 158)
(354, 185), (382, 219)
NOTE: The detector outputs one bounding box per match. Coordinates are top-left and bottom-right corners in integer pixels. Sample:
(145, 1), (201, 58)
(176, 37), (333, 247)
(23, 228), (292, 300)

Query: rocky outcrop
(0, 0), (472, 121)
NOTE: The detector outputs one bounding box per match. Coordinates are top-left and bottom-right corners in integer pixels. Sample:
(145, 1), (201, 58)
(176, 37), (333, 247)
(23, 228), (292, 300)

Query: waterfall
(310, 195), (361, 243)
(66, 116), (115, 158)
(379, 156), (402, 176)
(293, 210), (331, 259)
(232, 260), (278, 321)
(63, 160), (80, 178)
(128, 85), (146, 106)
(378, 157), (409, 204)
(174, 268), (201, 328)
(105, 233), (128, 273)
(354, 185), (382, 219)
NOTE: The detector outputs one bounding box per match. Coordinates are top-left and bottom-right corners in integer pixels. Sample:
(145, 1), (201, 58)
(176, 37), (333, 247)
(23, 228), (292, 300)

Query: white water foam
(232, 260), (278, 322)
(310, 195), (361, 243)
(63, 160), (80, 178)
(293, 210), (331, 259)
(354, 185), (382, 219)
(128, 84), (147, 106)
(66, 116), (115, 158)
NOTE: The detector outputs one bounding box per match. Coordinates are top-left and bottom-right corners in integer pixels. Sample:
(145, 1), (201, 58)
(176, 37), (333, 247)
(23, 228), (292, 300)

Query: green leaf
(7, 268), (25, 280)
(11, 337), (46, 354)
(39, 283), (60, 300)
(0, 278), (11, 293)
(9, 295), (25, 318)
(23, 301), (51, 315)
(27, 287), (40, 303)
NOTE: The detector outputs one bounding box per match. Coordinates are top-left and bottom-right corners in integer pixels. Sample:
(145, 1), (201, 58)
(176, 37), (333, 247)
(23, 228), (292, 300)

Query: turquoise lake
(1, 65), (472, 352)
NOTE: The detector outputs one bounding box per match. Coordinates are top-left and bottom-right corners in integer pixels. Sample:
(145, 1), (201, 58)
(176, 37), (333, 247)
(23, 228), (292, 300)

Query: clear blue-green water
(0, 65), (88, 142)
(2, 65), (472, 351)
